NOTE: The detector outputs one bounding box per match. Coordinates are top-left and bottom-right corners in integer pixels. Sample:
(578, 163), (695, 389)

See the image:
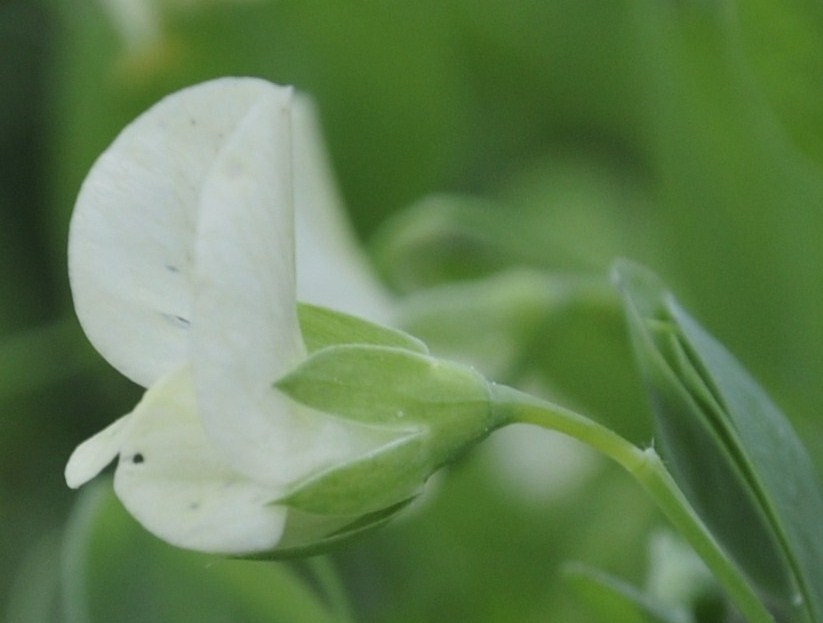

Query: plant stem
(491, 383), (776, 623)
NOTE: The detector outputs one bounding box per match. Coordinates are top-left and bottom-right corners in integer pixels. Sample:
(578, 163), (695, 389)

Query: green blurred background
(3, 0), (823, 620)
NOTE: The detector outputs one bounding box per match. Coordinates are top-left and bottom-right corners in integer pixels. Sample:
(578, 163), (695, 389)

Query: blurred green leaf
(399, 270), (572, 378)
(630, 0), (823, 425)
(5, 532), (62, 623)
(353, 452), (657, 623)
(566, 532), (727, 623)
(399, 269), (650, 444)
(0, 320), (94, 402)
(373, 152), (652, 295)
(565, 562), (683, 623)
(733, 0), (823, 165)
(644, 532), (726, 623)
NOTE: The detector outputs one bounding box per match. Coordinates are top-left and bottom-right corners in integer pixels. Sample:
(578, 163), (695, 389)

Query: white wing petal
(191, 90), (388, 487)
(113, 368), (287, 554)
(65, 414), (131, 489)
(69, 77), (293, 387)
(292, 96), (395, 324)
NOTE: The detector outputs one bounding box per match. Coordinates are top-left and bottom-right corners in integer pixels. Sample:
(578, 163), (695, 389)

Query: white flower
(64, 77), (399, 554)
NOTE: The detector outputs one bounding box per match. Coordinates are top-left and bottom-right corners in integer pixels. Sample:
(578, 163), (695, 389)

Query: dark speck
(189, 502), (200, 510)
(163, 313), (190, 328)
(165, 264), (180, 274)
(133, 453), (145, 464)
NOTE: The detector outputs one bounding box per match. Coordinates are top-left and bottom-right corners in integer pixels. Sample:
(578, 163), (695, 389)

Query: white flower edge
(118, 369), (289, 554)
(69, 77), (393, 390)
(189, 87), (390, 486)
(291, 95), (394, 324)
(66, 78), (395, 553)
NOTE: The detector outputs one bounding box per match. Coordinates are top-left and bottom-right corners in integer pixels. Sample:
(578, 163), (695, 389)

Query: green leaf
(614, 259), (823, 622)
(671, 301), (823, 621)
(297, 303), (427, 354)
(565, 563), (682, 623)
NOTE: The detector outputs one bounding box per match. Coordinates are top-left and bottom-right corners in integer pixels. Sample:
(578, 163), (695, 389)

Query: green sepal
(249, 498), (415, 560)
(276, 345), (503, 516)
(297, 302), (427, 354)
(278, 434), (428, 516)
(614, 259), (823, 621)
(276, 344), (497, 433)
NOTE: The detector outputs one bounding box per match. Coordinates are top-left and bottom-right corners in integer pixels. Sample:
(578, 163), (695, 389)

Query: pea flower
(65, 77), (499, 556)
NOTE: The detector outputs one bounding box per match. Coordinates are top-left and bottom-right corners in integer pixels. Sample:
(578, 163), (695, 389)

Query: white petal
(191, 90), (388, 487)
(69, 77), (294, 387)
(65, 414), (131, 489)
(292, 96), (395, 324)
(192, 81), (304, 394)
(114, 368), (287, 554)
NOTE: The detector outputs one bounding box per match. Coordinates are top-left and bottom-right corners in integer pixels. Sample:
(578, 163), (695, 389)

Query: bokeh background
(3, 0), (823, 620)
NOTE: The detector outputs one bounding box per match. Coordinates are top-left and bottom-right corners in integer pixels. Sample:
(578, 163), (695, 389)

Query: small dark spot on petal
(162, 313), (190, 328)
(133, 453), (145, 464)
(165, 264), (180, 274)
(189, 501), (200, 510)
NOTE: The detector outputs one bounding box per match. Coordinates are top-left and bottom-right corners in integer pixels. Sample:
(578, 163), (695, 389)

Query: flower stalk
(491, 383), (776, 623)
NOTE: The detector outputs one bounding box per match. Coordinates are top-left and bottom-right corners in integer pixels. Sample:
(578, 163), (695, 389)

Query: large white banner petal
(69, 77), (292, 387)
(190, 87), (387, 487)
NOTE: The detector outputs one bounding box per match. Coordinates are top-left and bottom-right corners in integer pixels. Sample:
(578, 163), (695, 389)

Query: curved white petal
(69, 77), (294, 387)
(65, 414), (131, 489)
(114, 368), (287, 554)
(292, 96), (394, 324)
(191, 92), (388, 487)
